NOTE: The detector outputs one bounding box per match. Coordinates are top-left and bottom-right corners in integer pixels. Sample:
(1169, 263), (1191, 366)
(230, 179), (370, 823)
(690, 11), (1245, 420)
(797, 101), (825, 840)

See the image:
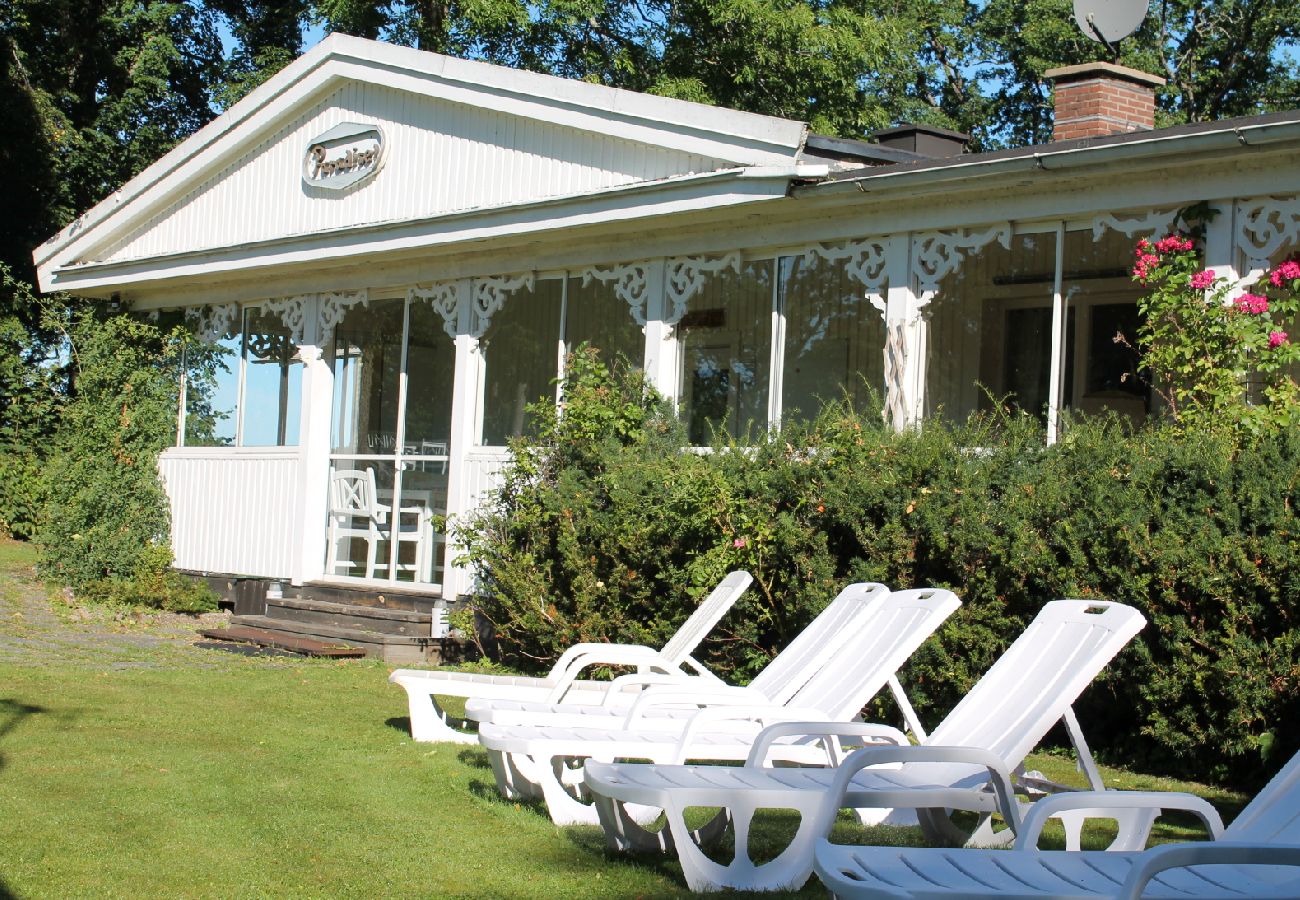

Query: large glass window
(678, 261), (773, 444)
(327, 296), (454, 587)
(779, 253), (886, 422)
(479, 279), (564, 446)
(563, 275), (643, 366)
(925, 225), (1149, 430)
(183, 306), (302, 447)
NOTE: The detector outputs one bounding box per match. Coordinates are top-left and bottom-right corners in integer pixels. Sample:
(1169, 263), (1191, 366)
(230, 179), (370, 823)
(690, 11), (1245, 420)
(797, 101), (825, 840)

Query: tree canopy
(0, 0), (1296, 472)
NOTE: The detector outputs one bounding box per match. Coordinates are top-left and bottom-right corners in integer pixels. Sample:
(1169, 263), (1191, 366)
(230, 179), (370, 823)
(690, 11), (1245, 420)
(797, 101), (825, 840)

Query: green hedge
(458, 350), (1300, 787)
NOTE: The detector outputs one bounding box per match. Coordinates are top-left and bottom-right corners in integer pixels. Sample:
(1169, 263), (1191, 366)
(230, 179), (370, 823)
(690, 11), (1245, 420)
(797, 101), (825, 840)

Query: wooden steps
(196, 590), (471, 665)
(197, 625), (367, 658)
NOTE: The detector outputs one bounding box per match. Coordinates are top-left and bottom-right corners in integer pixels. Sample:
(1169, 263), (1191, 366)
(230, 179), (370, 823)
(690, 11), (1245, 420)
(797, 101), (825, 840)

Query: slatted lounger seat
(582, 599), (1146, 892)
(476, 588), (962, 826)
(388, 571), (752, 742)
(814, 744), (1300, 899)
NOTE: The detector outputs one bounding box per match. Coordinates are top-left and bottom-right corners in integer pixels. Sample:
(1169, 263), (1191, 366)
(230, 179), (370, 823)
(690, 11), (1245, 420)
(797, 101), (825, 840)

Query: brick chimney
(1044, 62), (1166, 142)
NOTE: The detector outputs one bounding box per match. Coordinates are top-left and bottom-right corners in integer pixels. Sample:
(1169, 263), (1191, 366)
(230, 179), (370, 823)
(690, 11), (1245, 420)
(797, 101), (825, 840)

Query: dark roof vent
(872, 123), (970, 158)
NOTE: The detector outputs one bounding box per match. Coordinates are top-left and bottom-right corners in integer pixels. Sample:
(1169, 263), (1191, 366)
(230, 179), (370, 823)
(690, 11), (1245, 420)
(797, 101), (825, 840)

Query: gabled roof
(36, 34), (815, 294)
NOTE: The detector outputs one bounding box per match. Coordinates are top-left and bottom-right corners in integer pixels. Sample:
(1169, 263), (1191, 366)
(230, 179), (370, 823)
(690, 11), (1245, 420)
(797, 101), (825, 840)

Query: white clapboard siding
(91, 82), (723, 265)
(159, 448), (302, 578)
(462, 449), (512, 514)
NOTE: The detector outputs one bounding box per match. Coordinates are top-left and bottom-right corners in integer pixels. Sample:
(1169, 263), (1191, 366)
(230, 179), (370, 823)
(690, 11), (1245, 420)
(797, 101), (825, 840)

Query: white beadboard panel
(462, 449), (511, 513)
(92, 82), (725, 265)
(160, 448), (302, 578)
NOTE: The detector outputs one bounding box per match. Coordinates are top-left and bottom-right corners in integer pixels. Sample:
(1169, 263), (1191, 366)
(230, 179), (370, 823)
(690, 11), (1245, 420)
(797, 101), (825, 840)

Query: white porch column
(293, 295), (331, 586)
(441, 280), (478, 600)
(639, 260), (677, 402)
(1204, 200), (1240, 291)
(881, 235), (918, 430)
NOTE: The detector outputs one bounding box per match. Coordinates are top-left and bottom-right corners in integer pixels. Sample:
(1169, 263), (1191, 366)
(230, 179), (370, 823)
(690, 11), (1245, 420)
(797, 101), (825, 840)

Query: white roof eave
(40, 166), (814, 295)
(35, 33), (809, 282)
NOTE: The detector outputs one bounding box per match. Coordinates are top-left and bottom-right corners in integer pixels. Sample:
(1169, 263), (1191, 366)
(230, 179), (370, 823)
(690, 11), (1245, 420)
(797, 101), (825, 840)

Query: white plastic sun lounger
(582, 599), (1146, 892)
(463, 581), (924, 735)
(389, 570), (752, 743)
(813, 745), (1300, 899)
(476, 587), (961, 826)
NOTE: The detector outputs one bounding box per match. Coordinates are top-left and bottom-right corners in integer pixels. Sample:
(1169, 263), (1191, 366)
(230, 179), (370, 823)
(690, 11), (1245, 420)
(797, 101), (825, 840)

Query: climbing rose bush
(1132, 234), (1300, 433)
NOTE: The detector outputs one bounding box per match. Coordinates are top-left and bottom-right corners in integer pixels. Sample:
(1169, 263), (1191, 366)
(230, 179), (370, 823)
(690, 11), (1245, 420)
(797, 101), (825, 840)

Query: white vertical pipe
(767, 257), (785, 430)
(1046, 222), (1066, 445)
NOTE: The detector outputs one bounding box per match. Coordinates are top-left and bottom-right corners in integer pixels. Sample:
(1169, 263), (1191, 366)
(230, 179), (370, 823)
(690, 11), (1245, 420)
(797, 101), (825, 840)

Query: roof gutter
(798, 118), (1300, 199)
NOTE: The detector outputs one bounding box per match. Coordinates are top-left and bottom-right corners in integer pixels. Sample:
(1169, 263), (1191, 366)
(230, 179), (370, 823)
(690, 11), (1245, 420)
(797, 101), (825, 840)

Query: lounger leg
(662, 794), (827, 892)
(917, 807), (1018, 848)
(399, 685), (478, 744)
(594, 796), (729, 855)
(487, 748), (543, 801)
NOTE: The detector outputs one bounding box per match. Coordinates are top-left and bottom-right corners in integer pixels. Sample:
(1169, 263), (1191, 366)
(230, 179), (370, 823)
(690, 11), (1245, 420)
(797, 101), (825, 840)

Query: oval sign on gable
(302, 122), (385, 191)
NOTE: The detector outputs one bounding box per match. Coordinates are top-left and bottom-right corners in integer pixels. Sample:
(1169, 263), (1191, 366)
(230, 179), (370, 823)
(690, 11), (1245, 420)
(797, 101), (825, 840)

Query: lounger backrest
(747, 582), (890, 705)
(657, 570), (753, 665)
(926, 599), (1145, 767)
(784, 588), (962, 718)
(1225, 748), (1300, 844)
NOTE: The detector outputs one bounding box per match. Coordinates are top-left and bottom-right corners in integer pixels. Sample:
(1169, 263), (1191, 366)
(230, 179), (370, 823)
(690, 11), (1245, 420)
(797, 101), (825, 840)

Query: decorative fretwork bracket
(319, 290), (370, 339)
(1089, 208), (1181, 241)
(911, 225), (1012, 306)
(471, 273), (535, 338)
(581, 262), (652, 327)
(802, 238), (890, 319)
(409, 282), (461, 340)
(664, 253), (742, 326)
(1235, 195), (1300, 283)
(262, 294), (314, 345)
(186, 303), (240, 343)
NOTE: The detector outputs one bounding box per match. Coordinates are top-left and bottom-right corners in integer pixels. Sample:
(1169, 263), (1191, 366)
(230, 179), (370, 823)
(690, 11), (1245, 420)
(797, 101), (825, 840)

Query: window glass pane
(678, 261), (773, 444)
(779, 253), (886, 422)
(1062, 227), (1150, 425)
(563, 275), (643, 366)
(926, 232), (1057, 422)
(330, 298), (405, 454)
(185, 316), (240, 447)
(480, 279), (563, 445)
(402, 301), (455, 455)
(241, 308), (303, 446)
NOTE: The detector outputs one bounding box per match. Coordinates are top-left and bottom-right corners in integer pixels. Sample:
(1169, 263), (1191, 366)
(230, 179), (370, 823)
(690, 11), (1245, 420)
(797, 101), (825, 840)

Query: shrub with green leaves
(37, 311), (216, 613)
(1132, 234), (1300, 433)
(460, 349), (1300, 787)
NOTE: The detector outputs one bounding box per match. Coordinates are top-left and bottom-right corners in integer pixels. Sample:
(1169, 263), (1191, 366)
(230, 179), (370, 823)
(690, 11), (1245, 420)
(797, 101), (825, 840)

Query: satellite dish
(1073, 0), (1149, 45)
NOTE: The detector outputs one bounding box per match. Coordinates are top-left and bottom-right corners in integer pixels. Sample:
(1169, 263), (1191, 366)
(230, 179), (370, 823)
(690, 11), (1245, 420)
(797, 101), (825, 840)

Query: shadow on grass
(456, 747), (491, 769)
(0, 698), (43, 900)
(384, 715), (410, 734)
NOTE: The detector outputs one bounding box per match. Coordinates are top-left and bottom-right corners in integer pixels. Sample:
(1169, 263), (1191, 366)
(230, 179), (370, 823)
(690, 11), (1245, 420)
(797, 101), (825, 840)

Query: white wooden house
(33, 35), (1300, 655)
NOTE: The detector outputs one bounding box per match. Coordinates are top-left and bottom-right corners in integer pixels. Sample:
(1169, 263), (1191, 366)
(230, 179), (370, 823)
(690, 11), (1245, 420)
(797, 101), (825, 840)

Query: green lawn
(0, 542), (1247, 898)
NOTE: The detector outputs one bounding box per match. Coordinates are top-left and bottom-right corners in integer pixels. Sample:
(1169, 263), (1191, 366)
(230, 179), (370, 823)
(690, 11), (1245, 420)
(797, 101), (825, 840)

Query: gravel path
(0, 543), (237, 669)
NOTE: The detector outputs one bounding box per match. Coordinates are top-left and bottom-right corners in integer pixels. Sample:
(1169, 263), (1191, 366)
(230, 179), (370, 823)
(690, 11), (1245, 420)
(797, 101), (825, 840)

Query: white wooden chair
(581, 599), (1146, 892)
(328, 468), (432, 581)
(388, 570), (754, 743)
(327, 468), (383, 578)
(475, 588), (961, 827)
(462, 581), (911, 733)
(813, 745), (1300, 899)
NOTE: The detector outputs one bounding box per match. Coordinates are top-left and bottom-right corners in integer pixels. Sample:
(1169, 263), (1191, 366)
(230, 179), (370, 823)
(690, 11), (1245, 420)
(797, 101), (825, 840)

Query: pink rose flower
(1269, 260), (1300, 286)
(1190, 269), (1216, 290)
(1235, 294), (1269, 315)
(733, 537), (747, 549)
(1269, 331), (1289, 348)
(1154, 235), (1194, 253)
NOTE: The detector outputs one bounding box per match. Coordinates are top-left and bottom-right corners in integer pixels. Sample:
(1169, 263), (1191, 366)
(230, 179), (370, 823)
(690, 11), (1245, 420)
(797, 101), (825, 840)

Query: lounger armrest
(1118, 842), (1300, 900)
(597, 672), (703, 706)
(814, 745), (1021, 836)
(621, 686), (770, 720)
(1015, 790), (1226, 850)
(549, 643), (665, 678)
(546, 645), (681, 701)
(744, 721), (910, 768)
